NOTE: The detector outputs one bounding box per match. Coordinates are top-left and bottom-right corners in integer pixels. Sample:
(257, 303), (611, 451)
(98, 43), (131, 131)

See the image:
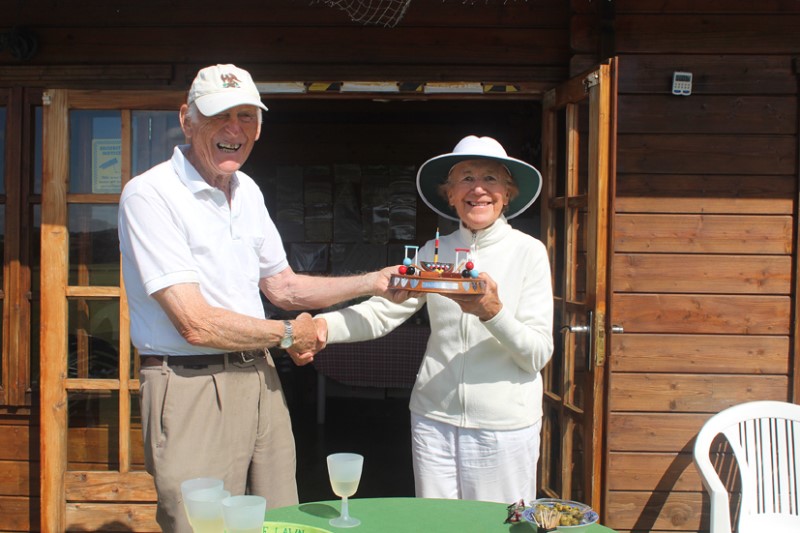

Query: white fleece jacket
(320, 217), (554, 430)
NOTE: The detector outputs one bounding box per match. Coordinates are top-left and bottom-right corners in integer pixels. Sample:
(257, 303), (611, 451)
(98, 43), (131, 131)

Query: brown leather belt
(140, 350), (266, 369)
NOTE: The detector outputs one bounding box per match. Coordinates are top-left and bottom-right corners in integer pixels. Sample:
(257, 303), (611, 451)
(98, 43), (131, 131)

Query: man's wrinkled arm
(260, 265), (396, 311)
(151, 282), (317, 352)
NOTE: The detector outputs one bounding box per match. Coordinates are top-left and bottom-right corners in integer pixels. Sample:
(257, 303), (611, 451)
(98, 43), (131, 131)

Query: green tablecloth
(263, 497), (617, 533)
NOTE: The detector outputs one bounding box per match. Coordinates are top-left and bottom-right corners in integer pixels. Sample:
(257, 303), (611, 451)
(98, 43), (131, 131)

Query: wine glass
(327, 452), (364, 528)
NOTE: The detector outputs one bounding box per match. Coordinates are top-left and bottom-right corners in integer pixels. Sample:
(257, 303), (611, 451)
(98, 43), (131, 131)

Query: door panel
(41, 89), (182, 532)
(539, 60), (615, 511)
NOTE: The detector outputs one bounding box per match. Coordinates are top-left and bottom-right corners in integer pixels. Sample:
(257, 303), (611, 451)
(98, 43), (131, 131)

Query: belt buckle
(230, 350), (257, 368)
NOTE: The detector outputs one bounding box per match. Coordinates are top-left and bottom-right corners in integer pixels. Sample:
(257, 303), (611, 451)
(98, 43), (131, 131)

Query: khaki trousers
(140, 353), (297, 533)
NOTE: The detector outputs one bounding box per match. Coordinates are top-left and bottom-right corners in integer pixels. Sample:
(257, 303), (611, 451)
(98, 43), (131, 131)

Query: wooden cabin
(0, 1), (797, 531)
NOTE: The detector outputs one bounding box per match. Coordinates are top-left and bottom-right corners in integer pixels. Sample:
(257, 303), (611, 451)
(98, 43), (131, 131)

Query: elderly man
(119, 64), (393, 532)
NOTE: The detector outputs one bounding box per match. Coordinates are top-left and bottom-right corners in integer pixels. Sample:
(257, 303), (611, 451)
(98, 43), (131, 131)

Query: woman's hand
(443, 272), (502, 321)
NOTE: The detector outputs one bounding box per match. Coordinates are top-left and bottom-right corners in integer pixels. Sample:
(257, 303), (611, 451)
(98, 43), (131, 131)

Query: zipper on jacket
(469, 230), (479, 269)
(459, 229), (480, 426)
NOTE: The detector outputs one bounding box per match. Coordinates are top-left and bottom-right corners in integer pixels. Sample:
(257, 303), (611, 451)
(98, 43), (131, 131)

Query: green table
(263, 497), (617, 533)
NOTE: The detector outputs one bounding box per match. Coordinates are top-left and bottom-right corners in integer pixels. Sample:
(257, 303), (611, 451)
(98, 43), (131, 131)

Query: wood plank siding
(610, 2), (799, 533)
(0, 0), (572, 87)
(0, 0), (798, 532)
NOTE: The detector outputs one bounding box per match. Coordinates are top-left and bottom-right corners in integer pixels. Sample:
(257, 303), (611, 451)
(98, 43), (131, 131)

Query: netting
(319, 0), (532, 28)
(319, 0), (413, 27)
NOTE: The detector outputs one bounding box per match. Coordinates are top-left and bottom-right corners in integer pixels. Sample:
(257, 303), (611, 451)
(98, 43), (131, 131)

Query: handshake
(283, 312), (328, 366)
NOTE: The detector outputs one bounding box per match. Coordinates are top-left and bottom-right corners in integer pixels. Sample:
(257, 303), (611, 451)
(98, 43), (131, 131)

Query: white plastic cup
(184, 488), (230, 533)
(180, 477), (225, 530)
(222, 495), (267, 533)
(180, 477), (224, 502)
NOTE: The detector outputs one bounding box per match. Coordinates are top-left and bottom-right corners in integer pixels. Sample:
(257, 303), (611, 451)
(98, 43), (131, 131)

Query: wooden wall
(0, 0), (573, 88)
(608, 2), (799, 533)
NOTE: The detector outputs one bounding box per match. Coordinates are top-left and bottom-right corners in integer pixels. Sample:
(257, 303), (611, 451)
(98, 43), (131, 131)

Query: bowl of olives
(521, 498), (599, 532)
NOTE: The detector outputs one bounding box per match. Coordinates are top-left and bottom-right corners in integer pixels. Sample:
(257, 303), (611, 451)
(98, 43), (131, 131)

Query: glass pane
(0, 204), (4, 390)
(34, 106), (43, 195)
(130, 390), (146, 471)
(130, 342), (138, 380)
(67, 390), (119, 470)
(570, 419), (585, 502)
(548, 309), (564, 396)
(0, 204), (5, 286)
(30, 206), (41, 389)
(550, 312), (564, 398)
(30, 298), (40, 390)
(545, 403), (562, 495)
(574, 210), (587, 303)
(131, 110), (183, 176)
(0, 106), (6, 193)
(67, 298), (119, 379)
(69, 110), (122, 194)
(572, 332), (588, 410)
(553, 208), (565, 298)
(555, 108), (567, 198)
(68, 204), (119, 286)
(576, 99), (590, 197)
(32, 204), (41, 289)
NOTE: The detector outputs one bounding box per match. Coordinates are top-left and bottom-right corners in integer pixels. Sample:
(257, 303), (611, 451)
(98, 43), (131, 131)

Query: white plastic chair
(693, 400), (800, 533)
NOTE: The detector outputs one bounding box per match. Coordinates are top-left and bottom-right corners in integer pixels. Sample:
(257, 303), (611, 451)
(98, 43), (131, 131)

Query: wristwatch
(280, 320), (294, 349)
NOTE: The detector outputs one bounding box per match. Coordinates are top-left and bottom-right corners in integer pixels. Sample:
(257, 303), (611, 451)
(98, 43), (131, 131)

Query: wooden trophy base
(389, 274), (486, 295)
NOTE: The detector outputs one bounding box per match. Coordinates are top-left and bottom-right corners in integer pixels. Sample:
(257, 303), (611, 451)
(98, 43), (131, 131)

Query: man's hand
(373, 265), (428, 304)
(369, 265), (401, 298)
(287, 316), (328, 366)
(289, 313), (318, 354)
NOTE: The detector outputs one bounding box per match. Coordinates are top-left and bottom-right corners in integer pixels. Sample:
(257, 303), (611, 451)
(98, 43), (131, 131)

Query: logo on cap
(220, 73), (242, 89)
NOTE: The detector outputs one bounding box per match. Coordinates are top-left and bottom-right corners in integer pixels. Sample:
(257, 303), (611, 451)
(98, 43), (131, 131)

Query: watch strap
(281, 320), (294, 348)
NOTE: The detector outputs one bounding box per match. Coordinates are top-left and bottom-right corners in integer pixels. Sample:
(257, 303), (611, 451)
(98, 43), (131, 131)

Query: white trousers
(410, 413), (542, 503)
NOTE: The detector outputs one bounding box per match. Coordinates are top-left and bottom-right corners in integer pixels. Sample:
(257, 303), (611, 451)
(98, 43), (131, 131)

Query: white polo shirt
(118, 145), (288, 355)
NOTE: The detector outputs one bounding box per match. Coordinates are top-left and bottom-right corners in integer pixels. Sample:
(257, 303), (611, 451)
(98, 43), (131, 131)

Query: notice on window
(92, 139), (121, 193)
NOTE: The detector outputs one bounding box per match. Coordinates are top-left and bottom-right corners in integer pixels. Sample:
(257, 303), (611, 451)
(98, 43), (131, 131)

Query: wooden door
(538, 60), (615, 511)
(40, 90), (184, 532)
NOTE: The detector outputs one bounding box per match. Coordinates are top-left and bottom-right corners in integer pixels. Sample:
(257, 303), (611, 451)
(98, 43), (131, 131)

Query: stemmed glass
(327, 453), (364, 528)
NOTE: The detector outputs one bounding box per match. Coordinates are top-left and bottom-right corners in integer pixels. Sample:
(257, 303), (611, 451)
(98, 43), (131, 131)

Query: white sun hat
(416, 135), (543, 221)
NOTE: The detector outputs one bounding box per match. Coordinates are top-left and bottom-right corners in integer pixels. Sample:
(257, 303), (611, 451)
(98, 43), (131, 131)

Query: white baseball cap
(187, 64), (268, 117)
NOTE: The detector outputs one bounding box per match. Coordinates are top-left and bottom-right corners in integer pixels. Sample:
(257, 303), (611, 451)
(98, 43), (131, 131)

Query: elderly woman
(307, 135), (554, 503)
